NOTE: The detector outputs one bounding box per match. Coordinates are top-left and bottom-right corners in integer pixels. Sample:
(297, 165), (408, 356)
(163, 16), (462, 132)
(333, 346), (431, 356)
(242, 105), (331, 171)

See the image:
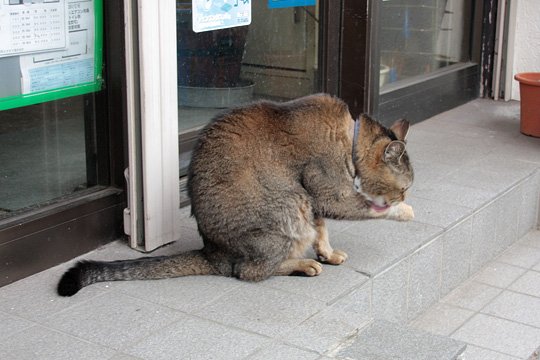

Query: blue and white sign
(192, 0), (251, 33)
(268, 0), (316, 9)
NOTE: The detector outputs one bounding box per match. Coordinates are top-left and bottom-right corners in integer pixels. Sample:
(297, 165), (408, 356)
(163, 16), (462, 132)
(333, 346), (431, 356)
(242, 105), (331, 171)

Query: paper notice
(192, 0), (251, 33)
(0, 0), (68, 58)
(19, 0), (94, 94)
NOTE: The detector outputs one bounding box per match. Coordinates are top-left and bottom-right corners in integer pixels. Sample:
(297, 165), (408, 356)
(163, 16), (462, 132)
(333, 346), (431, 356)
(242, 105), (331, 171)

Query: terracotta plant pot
(514, 72), (540, 137)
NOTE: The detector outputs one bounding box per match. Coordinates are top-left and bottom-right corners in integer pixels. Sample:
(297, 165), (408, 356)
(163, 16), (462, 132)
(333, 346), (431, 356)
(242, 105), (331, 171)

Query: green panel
(0, 0), (104, 111)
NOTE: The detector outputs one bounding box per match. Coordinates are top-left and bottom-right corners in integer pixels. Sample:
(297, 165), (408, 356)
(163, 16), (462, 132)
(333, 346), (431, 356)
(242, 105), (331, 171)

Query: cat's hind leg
(313, 217), (348, 265)
(234, 259), (283, 282)
(232, 233), (324, 280)
(232, 233), (292, 281)
(235, 257), (323, 280)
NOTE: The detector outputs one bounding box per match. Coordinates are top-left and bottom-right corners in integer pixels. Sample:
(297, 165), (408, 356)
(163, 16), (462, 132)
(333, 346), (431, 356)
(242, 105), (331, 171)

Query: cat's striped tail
(57, 250), (215, 297)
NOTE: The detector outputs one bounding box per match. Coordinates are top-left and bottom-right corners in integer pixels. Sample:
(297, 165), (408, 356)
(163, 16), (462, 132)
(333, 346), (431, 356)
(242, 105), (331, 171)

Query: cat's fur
(57, 94), (414, 296)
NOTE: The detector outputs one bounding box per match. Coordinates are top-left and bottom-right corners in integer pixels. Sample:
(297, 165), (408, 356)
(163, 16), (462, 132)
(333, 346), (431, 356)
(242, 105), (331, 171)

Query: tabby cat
(57, 94), (414, 296)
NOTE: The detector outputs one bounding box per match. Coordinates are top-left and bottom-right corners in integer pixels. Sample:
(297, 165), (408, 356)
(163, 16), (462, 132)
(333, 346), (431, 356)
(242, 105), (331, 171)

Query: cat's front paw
(388, 202), (414, 221)
(319, 249), (348, 265)
(397, 203), (414, 221)
(299, 259), (323, 276)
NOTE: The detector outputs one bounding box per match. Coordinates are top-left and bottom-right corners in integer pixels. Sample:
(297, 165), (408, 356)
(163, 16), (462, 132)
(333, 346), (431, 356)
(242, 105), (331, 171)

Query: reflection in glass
(379, 0), (471, 88)
(177, 1), (319, 175)
(0, 97), (94, 219)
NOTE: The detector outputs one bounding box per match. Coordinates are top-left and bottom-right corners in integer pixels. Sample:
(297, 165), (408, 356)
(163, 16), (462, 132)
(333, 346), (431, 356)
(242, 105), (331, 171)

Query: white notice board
(0, 0), (103, 111)
(0, 0), (68, 58)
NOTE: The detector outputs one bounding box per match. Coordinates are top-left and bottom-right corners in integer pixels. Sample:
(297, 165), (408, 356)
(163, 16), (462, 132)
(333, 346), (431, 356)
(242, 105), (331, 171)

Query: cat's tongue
(371, 203), (390, 212)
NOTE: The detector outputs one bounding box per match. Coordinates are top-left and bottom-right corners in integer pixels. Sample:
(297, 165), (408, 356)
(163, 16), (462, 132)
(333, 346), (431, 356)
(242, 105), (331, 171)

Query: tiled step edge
(368, 169), (540, 324)
(326, 319), (466, 360)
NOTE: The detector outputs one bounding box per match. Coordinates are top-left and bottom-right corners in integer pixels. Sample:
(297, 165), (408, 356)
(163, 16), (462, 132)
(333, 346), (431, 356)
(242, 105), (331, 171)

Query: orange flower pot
(514, 72), (540, 137)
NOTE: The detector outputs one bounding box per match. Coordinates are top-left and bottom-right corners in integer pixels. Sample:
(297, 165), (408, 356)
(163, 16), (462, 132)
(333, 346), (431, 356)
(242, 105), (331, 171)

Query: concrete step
(175, 99), (540, 357)
(324, 166), (539, 324)
(327, 320), (466, 360)
(323, 99), (540, 324)
(175, 100), (539, 341)
(1, 99), (538, 360)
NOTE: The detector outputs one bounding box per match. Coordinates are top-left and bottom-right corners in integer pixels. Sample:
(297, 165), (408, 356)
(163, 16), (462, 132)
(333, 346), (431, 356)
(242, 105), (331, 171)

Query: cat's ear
(384, 140), (406, 163)
(390, 119), (409, 141)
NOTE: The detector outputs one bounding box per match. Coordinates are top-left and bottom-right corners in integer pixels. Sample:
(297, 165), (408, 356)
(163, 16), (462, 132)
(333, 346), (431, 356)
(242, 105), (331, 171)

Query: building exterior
(0, 0), (534, 286)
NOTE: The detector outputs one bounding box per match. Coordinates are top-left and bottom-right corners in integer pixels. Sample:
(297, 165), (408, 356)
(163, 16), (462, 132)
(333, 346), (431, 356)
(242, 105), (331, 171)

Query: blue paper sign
(192, 0), (251, 33)
(268, 0), (316, 9)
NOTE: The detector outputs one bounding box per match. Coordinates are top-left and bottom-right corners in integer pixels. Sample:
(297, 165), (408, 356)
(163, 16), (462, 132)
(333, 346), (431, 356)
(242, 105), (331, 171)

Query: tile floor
(412, 230), (540, 360)
(3, 233), (539, 360)
(0, 98), (539, 359)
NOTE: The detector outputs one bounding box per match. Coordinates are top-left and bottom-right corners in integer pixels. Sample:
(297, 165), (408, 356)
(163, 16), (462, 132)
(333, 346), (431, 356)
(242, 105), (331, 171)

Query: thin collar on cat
(352, 118), (362, 192)
(352, 117), (360, 166)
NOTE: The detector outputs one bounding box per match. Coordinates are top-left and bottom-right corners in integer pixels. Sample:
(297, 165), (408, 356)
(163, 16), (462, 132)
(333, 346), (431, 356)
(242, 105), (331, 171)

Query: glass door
(0, 0), (126, 286)
(379, 0), (471, 87)
(132, 1), (337, 251)
(0, 96), (97, 218)
(177, 1), (321, 205)
(371, 0), (481, 125)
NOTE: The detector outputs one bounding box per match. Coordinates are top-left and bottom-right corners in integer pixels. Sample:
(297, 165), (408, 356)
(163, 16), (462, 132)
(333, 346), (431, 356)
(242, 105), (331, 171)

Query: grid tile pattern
(0, 99), (539, 359)
(413, 231), (540, 359)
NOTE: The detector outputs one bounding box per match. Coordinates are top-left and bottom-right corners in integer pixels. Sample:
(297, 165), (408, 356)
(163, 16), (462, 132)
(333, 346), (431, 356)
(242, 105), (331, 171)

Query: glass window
(177, 1), (320, 177)
(379, 0), (472, 88)
(0, 95), (98, 219)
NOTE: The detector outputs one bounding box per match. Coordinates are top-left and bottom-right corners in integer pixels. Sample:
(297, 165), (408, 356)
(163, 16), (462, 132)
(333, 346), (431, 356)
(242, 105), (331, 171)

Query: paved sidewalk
(0, 98), (539, 359)
(412, 230), (540, 359)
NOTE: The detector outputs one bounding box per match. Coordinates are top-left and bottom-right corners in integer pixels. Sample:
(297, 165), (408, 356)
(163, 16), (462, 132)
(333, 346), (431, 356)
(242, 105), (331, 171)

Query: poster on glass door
(192, 0), (251, 33)
(0, 0), (103, 111)
(0, 0), (68, 57)
(19, 0), (96, 94)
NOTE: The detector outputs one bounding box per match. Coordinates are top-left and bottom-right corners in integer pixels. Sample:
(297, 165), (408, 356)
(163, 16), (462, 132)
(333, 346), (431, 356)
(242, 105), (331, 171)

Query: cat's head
(353, 115), (413, 212)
